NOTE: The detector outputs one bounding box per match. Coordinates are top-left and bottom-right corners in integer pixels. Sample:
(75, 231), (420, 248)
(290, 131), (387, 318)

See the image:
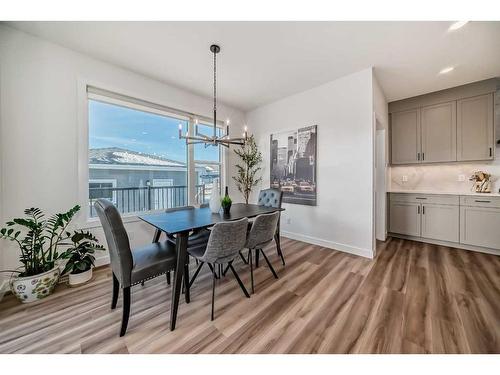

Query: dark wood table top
(139, 203), (284, 235)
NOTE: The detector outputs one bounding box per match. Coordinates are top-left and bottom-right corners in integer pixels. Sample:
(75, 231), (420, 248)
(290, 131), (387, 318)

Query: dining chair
(245, 211), (280, 294)
(187, 217), (250, 320)
(94, 198), (179, 336)
(256, 188), (285, 265)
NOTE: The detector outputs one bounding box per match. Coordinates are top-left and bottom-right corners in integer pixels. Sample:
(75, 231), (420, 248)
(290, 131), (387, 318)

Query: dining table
(139, 203), (285, 330)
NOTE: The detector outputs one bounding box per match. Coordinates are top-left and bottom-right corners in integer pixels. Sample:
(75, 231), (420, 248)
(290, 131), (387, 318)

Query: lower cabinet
(389, 201), (421, 237)
(460, 205), (500, 250)
(421, 204), (459, 242)
(389, 193), (500, 252)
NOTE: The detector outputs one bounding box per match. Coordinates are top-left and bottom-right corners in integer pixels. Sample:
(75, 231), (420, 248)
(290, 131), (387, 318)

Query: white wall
(0, 25), (245, 275)
(246, 68), (375, 258)
(372, 74), (389, 243)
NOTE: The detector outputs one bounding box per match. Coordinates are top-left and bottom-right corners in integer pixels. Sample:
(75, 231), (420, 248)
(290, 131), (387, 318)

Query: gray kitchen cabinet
(389, 192), (500, 254)
(457, 93), (494, 161)
(460, 197), (500, 250)
(390, 108), (420, 165)
(389, 201), (421, 236)
(421, 204), (459, 242)
(420, 101), (457, 163)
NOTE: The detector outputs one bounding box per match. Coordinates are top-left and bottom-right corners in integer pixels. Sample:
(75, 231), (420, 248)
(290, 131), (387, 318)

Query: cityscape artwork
(270, 125), (317, 206)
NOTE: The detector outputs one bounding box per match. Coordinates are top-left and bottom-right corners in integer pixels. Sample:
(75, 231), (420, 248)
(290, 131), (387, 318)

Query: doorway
(375, 125), (387, 242)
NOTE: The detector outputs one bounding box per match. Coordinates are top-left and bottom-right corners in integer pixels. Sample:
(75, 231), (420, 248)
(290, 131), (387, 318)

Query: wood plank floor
(1, 237), (499, 354)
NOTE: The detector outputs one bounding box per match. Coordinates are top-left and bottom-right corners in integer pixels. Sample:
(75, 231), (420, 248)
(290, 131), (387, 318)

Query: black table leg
(275, 221), (285, 266)
(170, 231), (188, 331)
(152, 228), (162, 243)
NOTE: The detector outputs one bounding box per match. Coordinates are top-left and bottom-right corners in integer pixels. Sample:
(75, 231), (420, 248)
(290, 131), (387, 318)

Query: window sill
(80, 210), (162, 230)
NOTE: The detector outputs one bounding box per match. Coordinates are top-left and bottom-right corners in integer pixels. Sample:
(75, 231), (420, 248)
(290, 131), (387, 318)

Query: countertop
(388, 189), (500, 197)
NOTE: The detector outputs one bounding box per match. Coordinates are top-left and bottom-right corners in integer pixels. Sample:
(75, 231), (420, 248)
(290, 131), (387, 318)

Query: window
(89, 179), (117, 203)
(87, 88), (225, 218)
(194, 123), (223, 203)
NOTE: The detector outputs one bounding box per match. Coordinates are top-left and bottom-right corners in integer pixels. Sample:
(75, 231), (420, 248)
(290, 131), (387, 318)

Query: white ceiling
(6, 21), (500, 111)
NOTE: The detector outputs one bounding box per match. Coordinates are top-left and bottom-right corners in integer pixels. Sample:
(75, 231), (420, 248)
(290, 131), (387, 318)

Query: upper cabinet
(421, 101), (457, 163)
(389, 79), (497, 165)
(457, 94), (494, 161)
(391, 109), (420, 164)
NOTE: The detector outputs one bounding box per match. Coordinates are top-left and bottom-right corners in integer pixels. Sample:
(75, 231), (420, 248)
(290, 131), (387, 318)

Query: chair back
(258, 188), (283, 208)
(201, 218), (248, 264)
(246, 211), (280, 249)
(94, 199), (133, 287)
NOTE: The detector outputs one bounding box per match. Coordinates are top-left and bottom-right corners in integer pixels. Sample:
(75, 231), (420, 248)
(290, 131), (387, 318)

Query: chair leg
(166, 271), (171, 285)
(141, 281), (145, 286)
(228, 262), (250, 298)
(207, 263), (219, 279)
(120, 287), (131, 337)
(189, 261), (204, 288)
(260, 249), (279, 279)
(184, 263), (190, 304)
(275, 233), (285, 266)
(111, 272), (119, 309)
(211, 265), (216, 321)
(249, 249), (254, 294)
(239, 250), (248, 264)
(255, 249), (260, 268)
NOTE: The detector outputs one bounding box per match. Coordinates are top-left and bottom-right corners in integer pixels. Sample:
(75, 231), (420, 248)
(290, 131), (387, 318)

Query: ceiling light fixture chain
(178, 44), (248, 147)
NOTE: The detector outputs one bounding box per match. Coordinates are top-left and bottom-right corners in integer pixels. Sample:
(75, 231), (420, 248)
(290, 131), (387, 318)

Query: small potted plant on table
(61, 231), (104, 286)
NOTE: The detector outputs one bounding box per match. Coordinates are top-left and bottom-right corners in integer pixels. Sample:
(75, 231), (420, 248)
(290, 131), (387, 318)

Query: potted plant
(232, 135), (263, 204)
(0, 205), (82, 303)
(61, 231), (104, 286)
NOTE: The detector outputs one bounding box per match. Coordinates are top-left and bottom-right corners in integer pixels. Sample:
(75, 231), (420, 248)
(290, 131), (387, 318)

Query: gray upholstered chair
(245, 211), (280, 294)
(187, 217), (250, 320)
(256, 188), (285, 265)
(94, 199), (179, 336)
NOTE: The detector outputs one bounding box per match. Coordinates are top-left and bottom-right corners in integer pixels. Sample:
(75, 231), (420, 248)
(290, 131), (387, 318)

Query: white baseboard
(281, 231), (374, 259)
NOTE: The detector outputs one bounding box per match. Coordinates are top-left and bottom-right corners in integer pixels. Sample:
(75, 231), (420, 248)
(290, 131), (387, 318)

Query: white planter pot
(209, 179), (221, 213)
(9, 266), (60, 303)
(68, 268), (93, 286)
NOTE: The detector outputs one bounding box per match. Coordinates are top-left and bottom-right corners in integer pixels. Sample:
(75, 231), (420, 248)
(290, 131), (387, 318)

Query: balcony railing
(89, 184), (207, 217)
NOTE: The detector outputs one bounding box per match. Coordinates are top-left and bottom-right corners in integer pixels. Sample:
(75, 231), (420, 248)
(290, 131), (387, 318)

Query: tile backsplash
(390, 158), (500, 193)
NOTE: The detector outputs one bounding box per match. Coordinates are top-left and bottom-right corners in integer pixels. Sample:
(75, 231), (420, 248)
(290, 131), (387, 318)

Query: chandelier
(178, 44), (248, 148)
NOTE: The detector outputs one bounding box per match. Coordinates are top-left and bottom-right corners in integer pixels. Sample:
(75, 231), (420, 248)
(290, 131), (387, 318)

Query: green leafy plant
(221, 195), (232, 209)
(60, 231), (104, 275)
(232, 135), (263, 204)
(0, 205), (82, 277)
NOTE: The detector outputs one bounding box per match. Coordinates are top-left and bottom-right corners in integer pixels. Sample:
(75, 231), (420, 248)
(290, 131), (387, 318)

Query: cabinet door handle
(417, 206), (420, 214)
(422, 206), (425, 214)
(489, 147), (492, 157)
(417, 153), (420, 161)
(415, 197), (427, 200)
(475, 200), (491, 203)
(422, 152), (425, 161)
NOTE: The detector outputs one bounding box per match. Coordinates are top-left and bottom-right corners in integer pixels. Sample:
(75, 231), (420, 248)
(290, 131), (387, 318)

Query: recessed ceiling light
(439, 66), (455, 74)
(448, 21), (469, 31)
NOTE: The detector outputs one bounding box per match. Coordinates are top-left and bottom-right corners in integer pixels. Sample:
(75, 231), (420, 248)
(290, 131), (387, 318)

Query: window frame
(81, 84), (227, 225)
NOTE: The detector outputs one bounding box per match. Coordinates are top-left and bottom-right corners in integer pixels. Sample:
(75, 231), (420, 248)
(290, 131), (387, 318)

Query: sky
(89, 100), (220, 163)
